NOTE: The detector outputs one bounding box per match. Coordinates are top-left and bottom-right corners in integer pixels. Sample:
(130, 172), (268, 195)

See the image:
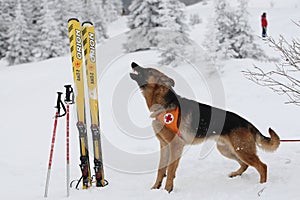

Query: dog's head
(130, 62), (176, 109)
(130, 62), (175, 88)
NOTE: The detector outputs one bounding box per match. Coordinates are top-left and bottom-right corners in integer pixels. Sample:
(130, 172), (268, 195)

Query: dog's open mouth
(130, 68), (139, 80)
(130, 69), (139, 75)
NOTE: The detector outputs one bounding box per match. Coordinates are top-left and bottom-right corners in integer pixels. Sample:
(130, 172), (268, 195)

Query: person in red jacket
(261, 12), (268, 38)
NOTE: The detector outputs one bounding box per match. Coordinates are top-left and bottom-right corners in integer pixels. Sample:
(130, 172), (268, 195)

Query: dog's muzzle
(130, 62), (143, 80)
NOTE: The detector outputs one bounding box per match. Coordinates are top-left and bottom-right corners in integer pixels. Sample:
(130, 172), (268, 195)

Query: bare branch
(243, 23), (300, 106)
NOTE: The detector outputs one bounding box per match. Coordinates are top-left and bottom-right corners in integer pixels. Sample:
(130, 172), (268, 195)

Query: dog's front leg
(165, 136), (184, 193)
(151, 120), (170, 189)
(151, 136), (169, 189)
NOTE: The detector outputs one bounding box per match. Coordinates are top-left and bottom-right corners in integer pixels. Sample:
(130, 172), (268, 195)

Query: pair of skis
(68, 18), (106, 189)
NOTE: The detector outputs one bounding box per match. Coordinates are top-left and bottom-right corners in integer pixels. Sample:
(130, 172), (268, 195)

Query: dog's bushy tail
(254, 128), (280, 152)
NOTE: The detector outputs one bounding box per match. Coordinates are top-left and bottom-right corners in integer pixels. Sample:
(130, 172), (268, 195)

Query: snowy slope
(0, 0), (300, 199)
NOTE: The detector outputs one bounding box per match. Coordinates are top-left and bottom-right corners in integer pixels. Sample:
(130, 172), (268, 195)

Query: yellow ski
(67, 18), (92, 189)
(82, 22), (106, 187)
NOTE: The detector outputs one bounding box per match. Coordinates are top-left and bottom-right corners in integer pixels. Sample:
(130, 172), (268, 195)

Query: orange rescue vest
(156, 107), (181, 137)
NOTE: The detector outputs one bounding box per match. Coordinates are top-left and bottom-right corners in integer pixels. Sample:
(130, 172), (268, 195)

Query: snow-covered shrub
(189, 14), (202, 26)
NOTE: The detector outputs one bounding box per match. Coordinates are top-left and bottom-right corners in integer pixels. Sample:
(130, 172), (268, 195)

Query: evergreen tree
(112, 0), (123, 16)
(83, 0), (108, 42)
(125, 0), (191, 66)
(157, 0), (191, 66)
(40, 0), (66, 59)
(5, 0), (31, 65)
(52, 0), (72, 55)
(66, 0), (84, 20)
(204, 0), (264, 60)
(26, 0), (46, 60)
(233, 0), (264, 59)
(0, 0), (17, 60)
(125, 0), (159, 52)
(18, 0), (50, 61)
(102, 0), (123, 23)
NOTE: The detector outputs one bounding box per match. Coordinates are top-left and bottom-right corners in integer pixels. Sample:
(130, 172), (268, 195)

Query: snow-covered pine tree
(204, 0), (264, 60)
(125, 0), (191, 66)
(52, 0), (72, 55)
(83, 0), (108, 43)
(157, 0), (191, 66)
(66, 0), (84, 20)
(5, 0), (32, 65)
(102, 0), (123, 23)
(22, 0), (46, 60)
(203, 0), (225, 62)
(204, 0), (234, 60)
(40, 0), (66, 59)
(112, 0), (123, 16)
(125, 0), (157, 52)
(233, 0), (264, 59)
(0, 0), (17, 60)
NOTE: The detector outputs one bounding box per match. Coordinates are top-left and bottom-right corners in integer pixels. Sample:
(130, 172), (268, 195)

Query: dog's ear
(161, 76), (175, 87)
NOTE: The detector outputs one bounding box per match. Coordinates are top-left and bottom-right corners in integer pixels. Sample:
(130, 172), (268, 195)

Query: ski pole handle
(56, 92), (66, 117)
(64, 85), (75, 104)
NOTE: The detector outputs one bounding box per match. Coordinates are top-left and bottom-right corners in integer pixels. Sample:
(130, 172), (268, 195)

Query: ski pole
(66, 104), (70, 197)
(44, 92), (65, 198)
(44, 111), (59, 198)
(64, 85), (74, 197)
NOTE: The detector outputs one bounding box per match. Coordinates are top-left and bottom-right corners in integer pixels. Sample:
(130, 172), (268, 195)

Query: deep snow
(0, 0), (299, 199)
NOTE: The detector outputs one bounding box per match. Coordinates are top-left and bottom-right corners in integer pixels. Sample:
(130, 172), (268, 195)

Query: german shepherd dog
(129, 62), (280, 192)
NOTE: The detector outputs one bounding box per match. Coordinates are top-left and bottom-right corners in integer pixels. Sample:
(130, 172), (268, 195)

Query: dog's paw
(164, 184), (173, 193)
(151, 182), (162, 190)
(229, 171), (243, 178)
(229, 173), (239, 178)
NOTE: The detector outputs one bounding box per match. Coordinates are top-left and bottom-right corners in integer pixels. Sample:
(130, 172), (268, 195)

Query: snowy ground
(0, 0), (299, 199)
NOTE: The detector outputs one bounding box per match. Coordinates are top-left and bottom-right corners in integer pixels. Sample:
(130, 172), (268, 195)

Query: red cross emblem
(164, 113), (174, 124)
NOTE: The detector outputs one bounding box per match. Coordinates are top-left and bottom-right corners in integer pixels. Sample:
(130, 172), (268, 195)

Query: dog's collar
(156, 106), (182, 138)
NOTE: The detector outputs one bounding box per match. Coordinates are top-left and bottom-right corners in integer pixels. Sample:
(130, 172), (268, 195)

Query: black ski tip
(82, 21), (94, 26)
(68, 18), (79, 23)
